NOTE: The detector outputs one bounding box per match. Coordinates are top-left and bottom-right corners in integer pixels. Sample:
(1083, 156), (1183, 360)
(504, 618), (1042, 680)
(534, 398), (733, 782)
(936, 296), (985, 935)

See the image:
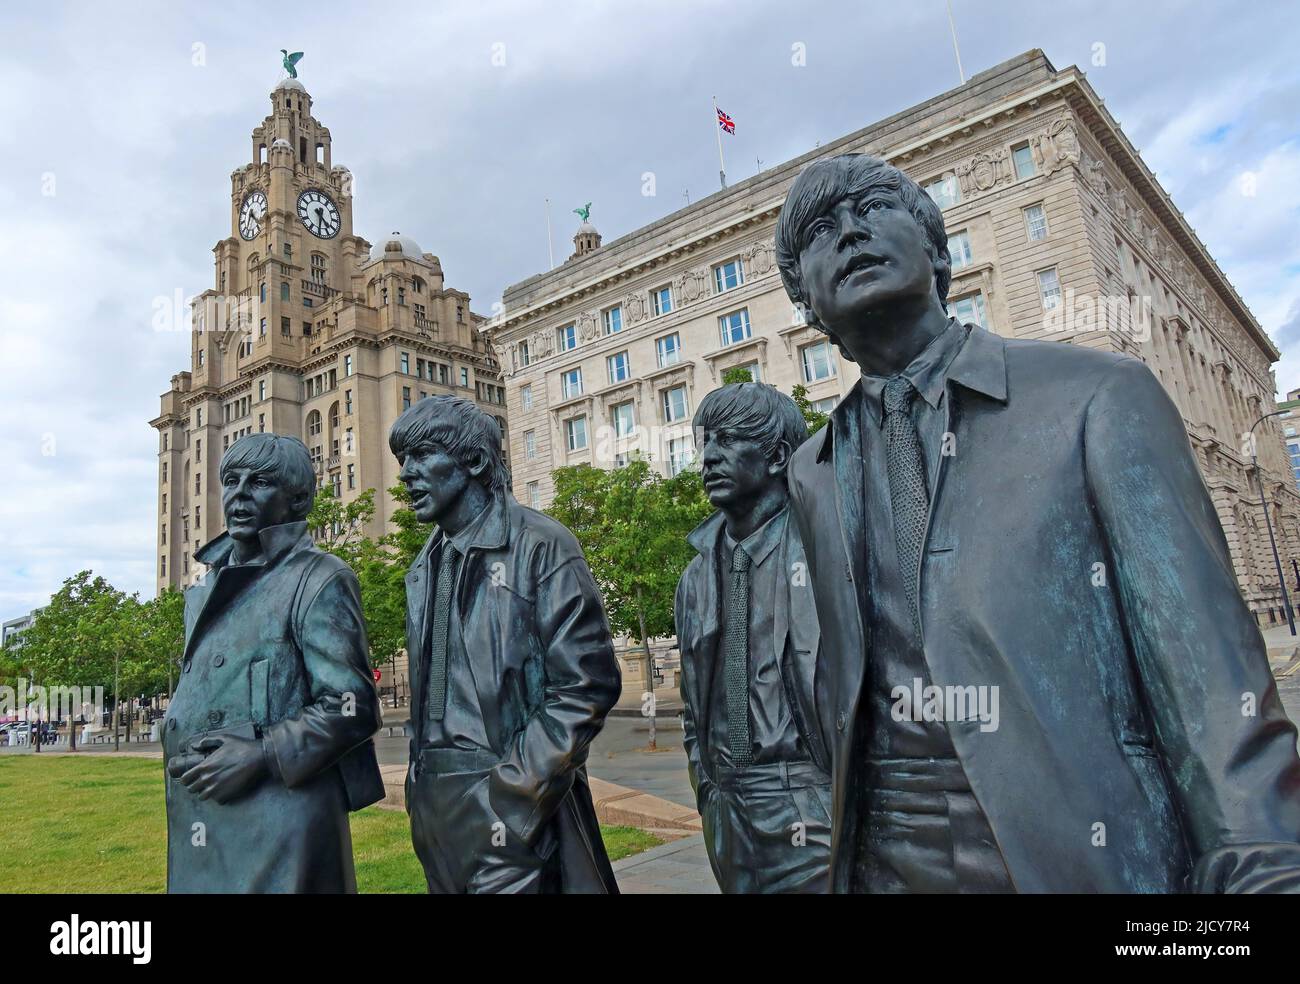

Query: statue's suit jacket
(165, 522), (384, 893)
(788, 325), (1300, 893)
(403, 491), (621, 893)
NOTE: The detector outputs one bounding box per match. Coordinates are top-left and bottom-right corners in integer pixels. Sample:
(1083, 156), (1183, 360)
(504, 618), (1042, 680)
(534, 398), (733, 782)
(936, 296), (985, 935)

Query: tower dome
(366, 232), (427, 264)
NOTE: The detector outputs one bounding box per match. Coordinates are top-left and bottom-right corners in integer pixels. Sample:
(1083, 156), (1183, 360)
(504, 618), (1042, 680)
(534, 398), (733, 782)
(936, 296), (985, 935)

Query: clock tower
(151, 72), (506, 595)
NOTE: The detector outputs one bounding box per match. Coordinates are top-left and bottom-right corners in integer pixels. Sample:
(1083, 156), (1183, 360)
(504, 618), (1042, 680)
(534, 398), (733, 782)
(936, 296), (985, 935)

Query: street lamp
(1249, 410), (1296, 636)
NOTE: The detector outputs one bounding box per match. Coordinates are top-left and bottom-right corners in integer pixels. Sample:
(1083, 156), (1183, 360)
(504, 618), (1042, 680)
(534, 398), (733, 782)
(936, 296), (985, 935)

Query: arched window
(307, 410), (322, 438)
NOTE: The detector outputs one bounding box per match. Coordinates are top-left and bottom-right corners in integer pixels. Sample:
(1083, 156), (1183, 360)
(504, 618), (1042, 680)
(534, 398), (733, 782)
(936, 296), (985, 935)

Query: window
(401, 352), (410, 374)
(663, 385), (688, 423)
(347, 464), (356, 490)
(524, 430), (537, 459)
(951, 293), (988, 328)
(196, 409), (203, 427)
(718, 309), (752, 346)
(258, 414), (264, 433)
(197, 349), (204, 368)
(398, 287), (406, 306)
(1024, 204), (1048, 242)
(557, 323), (577, 351)
(258, 380), (266, 401)
(607, 351), (630, 384)
(521, 384), (532, 411)
(566, 416), (588, 451)
(668, 435), (694, 476)
(460, 367), (470, 387)
(925, 174), (961, 208)
(311, 253), (326, 283)
(801, 341), (836, 383)
(195, 473), (201, 495)
(344, 355), (353, 377)
(161, 523), (167, 545)
(456, 304), (464, 323)
(259, 282), (266, 303)
(656, 332), (681, 368)
(651, 285), (673, 317)
(811, 396), (838, 415)
(280, 282), (289, 301)
(527, 482), (541, 509)
(402, 386), (412, 410)
(1037, 268), (1062, 310)
(562, 367), (583, 399)
(283, 243), (292, 258)
(949, 231), (974, 270)
(345, 389), (353, 414)
(1012, 143), (1036, 180)
(259, 317), (267, 338)
(381, 286), (388, 305)
(281, 316), (291, 336)
(612, 401), (635, 438)
(344, 427), (354, 454)
(307, 410), (322, 436)
(603, 306), (623, 335)
(714, 258), (744, 293)
(160, 555), (166, 578)
(518, 341), (530, 367)
(303, 320), (312, 336)
(161, 462), (168, 483)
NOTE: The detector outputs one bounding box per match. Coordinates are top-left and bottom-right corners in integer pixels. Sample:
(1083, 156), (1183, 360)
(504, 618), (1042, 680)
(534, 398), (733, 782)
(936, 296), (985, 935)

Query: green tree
(548, 459), (711, 744)
(307, 486), (378, 568)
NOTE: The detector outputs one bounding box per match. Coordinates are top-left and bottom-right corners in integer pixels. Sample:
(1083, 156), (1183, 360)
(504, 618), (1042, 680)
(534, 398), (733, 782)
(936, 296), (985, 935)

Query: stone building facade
(150, 77), (505, 598)
(491, 49), (1300, 626)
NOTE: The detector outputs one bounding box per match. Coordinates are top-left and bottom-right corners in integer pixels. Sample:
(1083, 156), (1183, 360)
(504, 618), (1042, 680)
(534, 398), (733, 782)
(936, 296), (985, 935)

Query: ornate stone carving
(745, 239), (777, 278)
(623, 290), (648, 325)
(577, 309), (599, 342)
(957, 148), (1012, 196)
(1031, 116), (1081, 175)
(529, 328), (554, 359)
(674, 266), (710, 305)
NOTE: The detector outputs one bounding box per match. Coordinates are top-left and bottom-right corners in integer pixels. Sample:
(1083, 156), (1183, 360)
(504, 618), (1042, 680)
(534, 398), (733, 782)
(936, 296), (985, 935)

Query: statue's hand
(179, 734), (268, 804)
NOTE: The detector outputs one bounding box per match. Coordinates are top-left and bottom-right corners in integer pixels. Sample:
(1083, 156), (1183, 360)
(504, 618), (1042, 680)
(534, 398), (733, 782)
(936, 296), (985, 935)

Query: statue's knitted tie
(723, 544), (753, 767)
(883, 376), (929, 629)
(426, 542), (458, 722)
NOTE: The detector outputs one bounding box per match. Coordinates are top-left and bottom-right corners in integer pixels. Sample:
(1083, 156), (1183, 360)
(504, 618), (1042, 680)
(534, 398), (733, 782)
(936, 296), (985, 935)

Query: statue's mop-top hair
(219, 433), (317, 521)
(388, 395), (511, 493)
(775, 153), (952, 355)
(693, 382), (809, 466)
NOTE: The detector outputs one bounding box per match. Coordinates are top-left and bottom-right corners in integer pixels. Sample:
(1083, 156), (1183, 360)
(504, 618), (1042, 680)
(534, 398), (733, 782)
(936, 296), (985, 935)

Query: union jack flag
(716, 107), (736, 134)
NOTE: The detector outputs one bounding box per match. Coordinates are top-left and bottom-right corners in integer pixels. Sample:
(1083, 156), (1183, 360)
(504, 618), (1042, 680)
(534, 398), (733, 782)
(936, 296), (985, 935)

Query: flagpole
(544, 197), (555, 269)
(713, 95), (727, 189)
(946, 0), (965, 84)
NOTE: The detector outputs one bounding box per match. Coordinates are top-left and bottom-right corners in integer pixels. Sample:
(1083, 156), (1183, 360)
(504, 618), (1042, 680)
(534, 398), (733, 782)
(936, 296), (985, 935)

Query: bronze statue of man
(775, 152), (1300, 893)
(392, 396), (621, 893)
(677, 382), (832, 893)
(164, 433), (384, 893)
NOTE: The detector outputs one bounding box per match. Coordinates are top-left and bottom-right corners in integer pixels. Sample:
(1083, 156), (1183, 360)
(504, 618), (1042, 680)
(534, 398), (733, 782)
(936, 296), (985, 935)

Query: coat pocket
(249, 658), (269, 729)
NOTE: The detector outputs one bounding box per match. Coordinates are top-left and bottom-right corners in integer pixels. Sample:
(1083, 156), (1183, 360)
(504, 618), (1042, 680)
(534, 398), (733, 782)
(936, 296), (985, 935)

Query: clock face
(238, 190), (267, 240)
(297, 189), (340, 239)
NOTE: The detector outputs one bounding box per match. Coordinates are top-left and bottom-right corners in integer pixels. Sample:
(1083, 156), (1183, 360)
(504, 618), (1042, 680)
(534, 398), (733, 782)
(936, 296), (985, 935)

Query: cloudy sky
(1, 0), (1296, 614)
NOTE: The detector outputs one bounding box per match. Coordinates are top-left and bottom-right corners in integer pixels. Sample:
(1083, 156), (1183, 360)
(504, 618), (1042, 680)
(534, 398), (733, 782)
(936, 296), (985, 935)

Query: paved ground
(612, 833), (718, 894)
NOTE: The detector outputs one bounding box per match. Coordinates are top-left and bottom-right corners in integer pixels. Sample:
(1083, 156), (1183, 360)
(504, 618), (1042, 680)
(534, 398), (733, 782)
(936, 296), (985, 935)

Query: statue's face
(796, 189), (937, 347)
(699, 428), (778, 511)
(221, 467), (301, 543)
(397, 443), (470, 524)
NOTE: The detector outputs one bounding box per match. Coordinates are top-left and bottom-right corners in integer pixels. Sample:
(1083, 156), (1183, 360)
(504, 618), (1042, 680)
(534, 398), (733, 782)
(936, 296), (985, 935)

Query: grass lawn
(0, 754), (660, 893)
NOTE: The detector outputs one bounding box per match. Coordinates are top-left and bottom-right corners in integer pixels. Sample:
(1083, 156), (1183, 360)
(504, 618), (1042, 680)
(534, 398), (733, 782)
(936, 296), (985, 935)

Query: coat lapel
(684, 513), (726, 730)
(405, 534), (436, 725)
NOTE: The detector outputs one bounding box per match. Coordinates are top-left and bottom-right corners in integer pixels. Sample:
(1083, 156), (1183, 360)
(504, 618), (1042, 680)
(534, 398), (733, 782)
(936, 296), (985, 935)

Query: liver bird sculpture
(573, 203), (592, 222)
(281, 50), (304, 79)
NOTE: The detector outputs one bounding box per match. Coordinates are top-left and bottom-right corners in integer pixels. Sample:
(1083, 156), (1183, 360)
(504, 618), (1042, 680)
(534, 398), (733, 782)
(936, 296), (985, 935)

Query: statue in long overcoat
(164, 434), (383, 893)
